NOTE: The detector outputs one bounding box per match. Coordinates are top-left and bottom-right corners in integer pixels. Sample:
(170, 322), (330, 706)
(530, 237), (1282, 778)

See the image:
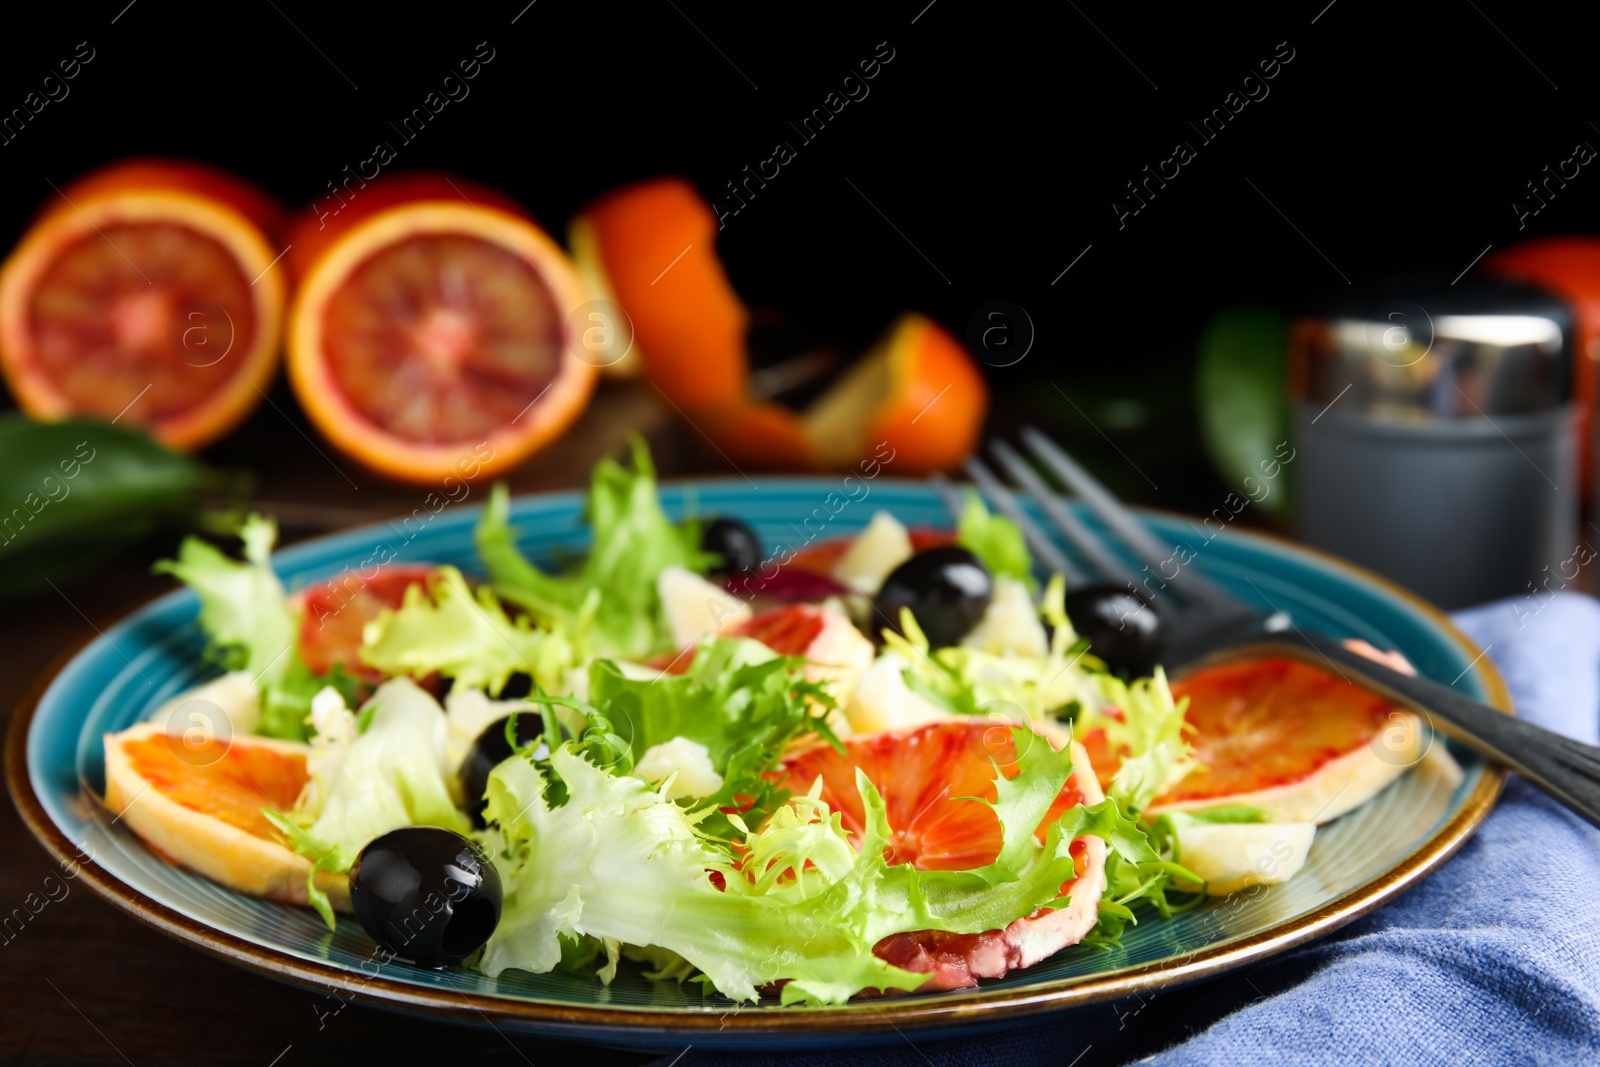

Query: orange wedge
(285, 173), (595, 485)
(103, 721), (351, 910)
(0, 159), (287, 449)
(1081, 657), (1424, 825)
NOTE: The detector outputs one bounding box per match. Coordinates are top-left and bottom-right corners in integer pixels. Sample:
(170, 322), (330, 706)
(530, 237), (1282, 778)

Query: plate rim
(5, 481), (1511, 1038)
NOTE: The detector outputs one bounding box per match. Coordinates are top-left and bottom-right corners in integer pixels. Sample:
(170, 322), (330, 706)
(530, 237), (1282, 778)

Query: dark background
(2, 0), (1593, 507)
(2, 2), (1595, 1064)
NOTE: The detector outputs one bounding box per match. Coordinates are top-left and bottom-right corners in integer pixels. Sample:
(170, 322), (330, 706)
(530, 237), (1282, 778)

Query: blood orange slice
(285, 173), (595, 484)
(103, 720), (350, 910)
(777, 722), (1107, 989)
(0, 159), (287, 448)
(294, 563), (437, 681)
(1135, 656), (1424, 824)
(732, 604), (874, 701)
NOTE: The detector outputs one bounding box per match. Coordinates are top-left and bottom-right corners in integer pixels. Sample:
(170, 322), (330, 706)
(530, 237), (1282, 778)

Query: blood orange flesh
(0, 160), (286, 449)
(777, 722), (1103, 991)
(297, 564), (437, 680)
(320, 233), (563, 444)
(777, 722), (1089, 871)
(28, 223), (258, 423)
(1078, 657), (1402, 801)
(121, 733), (308, 840)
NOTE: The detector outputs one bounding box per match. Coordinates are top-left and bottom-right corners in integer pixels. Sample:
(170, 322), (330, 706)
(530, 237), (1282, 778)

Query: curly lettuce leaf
(154, 514), (296, 685)
(886, 576), (1104, 721)
(267, 677), (472, 927)
(548, 636), (840, 837)
(475, 436), (715, 659)
(957, 492), (1034, 584)
(1077, 667), (1194, 815)
(359, 566), (581, 695)
(154, 515), (350, 740)
(478, 727), (1151, 1004)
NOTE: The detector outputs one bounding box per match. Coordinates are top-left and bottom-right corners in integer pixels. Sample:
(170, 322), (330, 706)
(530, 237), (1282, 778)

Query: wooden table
(0, 385), (692, 1067)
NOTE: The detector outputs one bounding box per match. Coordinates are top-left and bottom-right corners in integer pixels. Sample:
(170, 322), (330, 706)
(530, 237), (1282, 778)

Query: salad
(102, 437), (1430, 1004)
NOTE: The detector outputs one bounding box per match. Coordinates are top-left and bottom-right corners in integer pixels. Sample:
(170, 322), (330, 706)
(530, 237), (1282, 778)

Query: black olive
(874, 546), (994, 649)
(460, 714), (547, 828)
(701, 517), (762, 575)
(494, 672), (533, 700)
(1064, 583), (1165, 675)
(349, 827), (502, 968)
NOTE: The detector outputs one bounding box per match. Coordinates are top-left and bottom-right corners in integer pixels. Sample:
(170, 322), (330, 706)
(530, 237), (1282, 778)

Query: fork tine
(930, 472), (965, 525)
(989, 438), (1145, 594)
(962, 457), (1088, 585)
(1019, 426), (1241, 610)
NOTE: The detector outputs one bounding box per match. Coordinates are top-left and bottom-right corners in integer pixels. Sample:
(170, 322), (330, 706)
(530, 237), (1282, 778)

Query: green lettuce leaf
(957, 492), (1033, 584)
(359, 566), (582, 695)
(267, 677), (472, 925)
(885, 576), (1105, 721)
(475, 435), (715, 660)
(1077, 667), (1194, 815)
(478, 726), (1151, 1004)
(154, 514), (296, 685)
(545, 636), (840, 838)
(154, 515), (350, 740)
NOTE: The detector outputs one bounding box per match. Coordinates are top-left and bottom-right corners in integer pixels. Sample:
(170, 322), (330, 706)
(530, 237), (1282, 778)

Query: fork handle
(1277, 631), (1600, 830)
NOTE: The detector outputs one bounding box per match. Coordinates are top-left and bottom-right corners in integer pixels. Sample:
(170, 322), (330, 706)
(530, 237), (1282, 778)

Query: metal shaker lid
(1289, 277), (1572, 419)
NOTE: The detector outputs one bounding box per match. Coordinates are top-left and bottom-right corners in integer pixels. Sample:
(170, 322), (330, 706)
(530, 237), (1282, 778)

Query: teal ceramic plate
(7, 479), (1509, 1050)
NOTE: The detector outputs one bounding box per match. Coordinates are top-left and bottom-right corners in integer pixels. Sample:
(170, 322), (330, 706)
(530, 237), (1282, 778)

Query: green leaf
(359, 566), (581, 695)
(885, 576), (1106, 721)
(478, 725), (1151, 1004)
(541, 636), (840, 838)
(1195, 305), (1291, 516)
(153, 514), (296, 687)
(1077, 667), (1194, 815)
(957, 492), (1034, 584)
(476, 436), (716, 660)
(270, 678), (471, 920)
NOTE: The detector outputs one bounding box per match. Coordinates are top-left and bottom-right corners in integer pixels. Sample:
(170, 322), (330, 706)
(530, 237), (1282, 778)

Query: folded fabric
(645, 593), (1600, 1067)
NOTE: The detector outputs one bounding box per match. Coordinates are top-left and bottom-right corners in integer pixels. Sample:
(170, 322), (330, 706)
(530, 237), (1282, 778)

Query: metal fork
(953, 426), (1600, 831)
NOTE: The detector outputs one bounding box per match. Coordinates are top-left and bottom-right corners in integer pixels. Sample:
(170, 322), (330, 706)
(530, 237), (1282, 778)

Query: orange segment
(297, 563), (437, 680)
(122, 733), (307, 840)
(285, 174), (596, 484)
(103, 722), (350, 910)
(1159, 657), (1396, 803)
(0, 159), (287, 449)
(571, 178), (748, 401)
(778, 722), (1089, 871)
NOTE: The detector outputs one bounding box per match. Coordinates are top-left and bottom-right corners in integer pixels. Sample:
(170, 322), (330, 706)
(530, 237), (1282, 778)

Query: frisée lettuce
(476, 435), (716, 660)
(478, 725), (1153, 1004)
(359, 565), (583, 695)
(264, 678), (471, 926)
(154, 515), (360, 740)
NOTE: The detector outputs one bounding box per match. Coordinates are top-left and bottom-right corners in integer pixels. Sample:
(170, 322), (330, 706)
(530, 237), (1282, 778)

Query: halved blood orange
(1124, 656), (1424, 824)
(285, 173), (596, 484)
(777, 722), (1107, 989)
(294, 563), (437, 681)
(570, 177), (747, 395)
(0, 159), (287, 449)
(102, 721), (350, 910)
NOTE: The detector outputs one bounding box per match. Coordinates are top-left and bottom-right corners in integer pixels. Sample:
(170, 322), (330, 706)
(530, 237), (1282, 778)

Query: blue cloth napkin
(646, 593), (1600, 1067)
